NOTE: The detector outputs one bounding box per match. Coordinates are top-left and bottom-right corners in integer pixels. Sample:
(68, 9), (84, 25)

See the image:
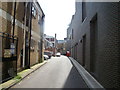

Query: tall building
(67, 2), (120, 88)
(0, 1), (45, 83)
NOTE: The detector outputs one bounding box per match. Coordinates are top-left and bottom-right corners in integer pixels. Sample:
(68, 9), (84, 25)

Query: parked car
(43, 55), (49, 60)
(56, 52), (61, 57)
(44, 51), (52, 59)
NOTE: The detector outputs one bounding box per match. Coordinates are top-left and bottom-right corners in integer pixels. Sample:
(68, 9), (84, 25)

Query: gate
(0, 32), (18, 83)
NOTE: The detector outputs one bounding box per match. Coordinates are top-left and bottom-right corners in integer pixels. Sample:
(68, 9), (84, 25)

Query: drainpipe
(13, 2), (17, 75)
(23, 2), (28, 68)
(41, 15), (45, 62)
(12, 2), (16, 43)
(28, 2), (32, 69)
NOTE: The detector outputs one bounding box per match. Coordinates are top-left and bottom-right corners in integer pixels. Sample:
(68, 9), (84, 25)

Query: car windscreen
(44, 52), (50, 55)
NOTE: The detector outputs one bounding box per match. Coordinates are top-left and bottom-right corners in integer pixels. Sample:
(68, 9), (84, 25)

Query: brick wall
(1, 2), (14, 16)
(68, 2), (120, 88)
(0, 1), (45, 72)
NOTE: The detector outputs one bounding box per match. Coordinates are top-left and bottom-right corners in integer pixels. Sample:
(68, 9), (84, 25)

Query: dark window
(73, 46), (76, 59)
(50, 38), (52, 41)
(24, 2), (26, 6)
(82, 35), (86, 67)
(72, 29), (74, 39)
(53, 43), (54, 47)
(82, 1), (86, 22)
(26, 19), (29, 26)
(51, 38), (53, 41)
(46, 38), (49, 41)
(52, 38), (54, 41)
(75, 45), (77, 60)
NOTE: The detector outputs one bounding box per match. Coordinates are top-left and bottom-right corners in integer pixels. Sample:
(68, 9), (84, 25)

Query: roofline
(33, 0), (45, 18)
(36, 2), (45, 18)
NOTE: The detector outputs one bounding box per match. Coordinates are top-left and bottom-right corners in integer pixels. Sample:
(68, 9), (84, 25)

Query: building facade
(67, 2), (120, 88)
(30, 2), (45, 65)
(0, 1), (44, 82)
(44, 34), (57, 55)
(57, 40), (66, 55)
(44, 38), (53, 51)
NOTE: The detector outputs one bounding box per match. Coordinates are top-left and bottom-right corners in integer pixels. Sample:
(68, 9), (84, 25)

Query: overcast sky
(38, 0), (75, 40)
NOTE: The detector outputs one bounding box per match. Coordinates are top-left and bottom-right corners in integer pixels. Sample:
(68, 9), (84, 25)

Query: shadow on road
(62, 66), (89, 89)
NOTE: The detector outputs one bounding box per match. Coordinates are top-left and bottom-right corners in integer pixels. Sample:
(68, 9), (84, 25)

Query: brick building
(57, 40), (66, 55)
(0, 1), (44, 82)
(67, 2), (120, 88)
(44, 38), (53, 51)
(44, 34), (57, 55)
(30, 2), (45, 66)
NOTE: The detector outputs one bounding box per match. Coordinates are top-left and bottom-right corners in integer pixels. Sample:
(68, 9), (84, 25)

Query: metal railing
(0, 32), (18, 83)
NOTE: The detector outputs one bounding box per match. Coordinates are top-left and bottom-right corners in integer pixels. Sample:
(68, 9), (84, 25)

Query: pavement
(69, 57), (104, 89)
(0, 61), (47, 90)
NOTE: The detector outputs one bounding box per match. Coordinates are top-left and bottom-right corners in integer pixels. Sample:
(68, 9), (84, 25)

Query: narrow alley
(0, 1), (120, 89)
(11, 56), (88, 88)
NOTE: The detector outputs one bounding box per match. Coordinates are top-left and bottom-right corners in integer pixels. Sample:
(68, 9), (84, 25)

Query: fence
(0, 32), (18, 83)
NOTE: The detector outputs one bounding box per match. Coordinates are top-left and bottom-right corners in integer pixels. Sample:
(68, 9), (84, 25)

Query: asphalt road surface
(11, 56), (88, 88)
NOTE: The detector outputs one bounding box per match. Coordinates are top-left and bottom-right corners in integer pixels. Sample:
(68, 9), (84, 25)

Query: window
(24, 2), (26, 6)
(82, 1), (86, 22)
(52, 43), (54, 47)
(46, 38), (49, 41)
(26, 19), (29, 26)
(82, 35), (86, 66)
(32, 5), (36, 17)
(51, 38), (54, 41)
(38, 15), (41, 24)
(30, 39), (35, 50)
(72, 29), (74, 39)
(51, 38), (52, 41)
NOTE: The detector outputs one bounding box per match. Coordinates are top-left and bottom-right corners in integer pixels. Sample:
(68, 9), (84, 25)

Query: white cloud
(38, 0), (75, 40)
